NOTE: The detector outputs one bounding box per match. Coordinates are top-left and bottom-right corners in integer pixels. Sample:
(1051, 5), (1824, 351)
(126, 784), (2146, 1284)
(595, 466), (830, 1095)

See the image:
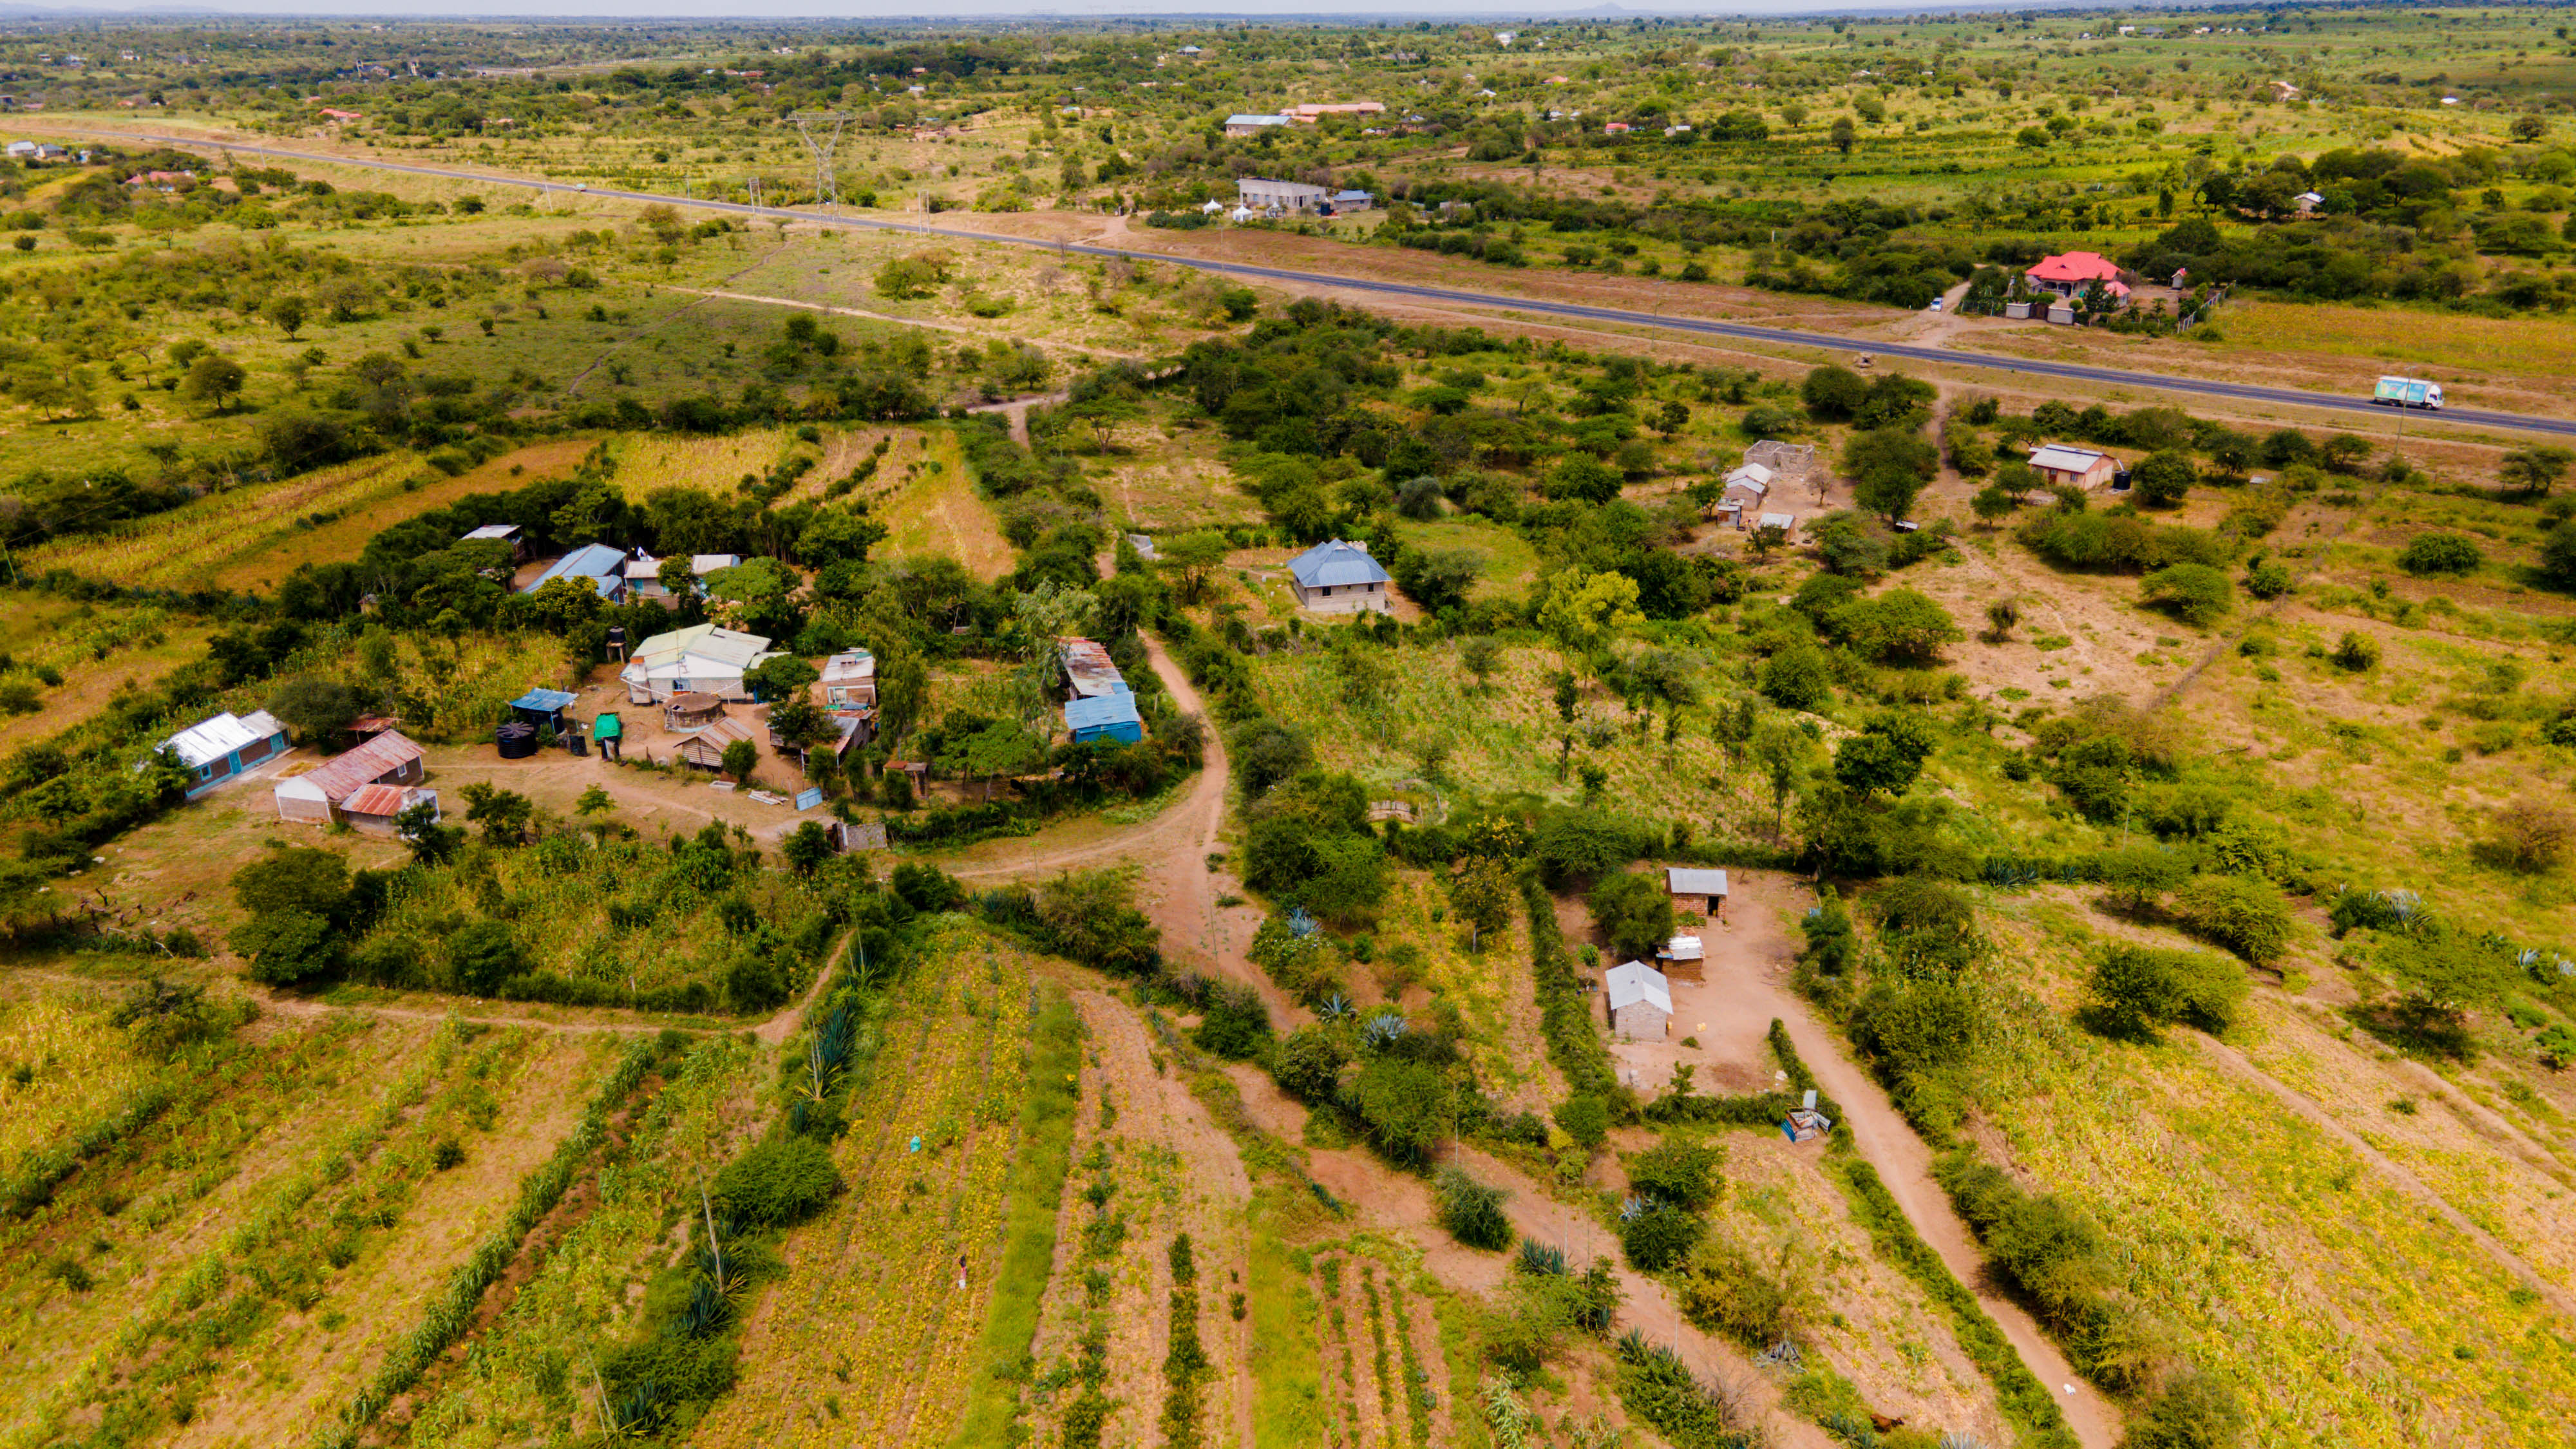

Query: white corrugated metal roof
(1659, 935), (1704, 961)
(162, 710), (285, 770)
(1666, 867), (1730, 896)
(1756, 513), (1797, 531)
(1605, 961), (1672, 1015)
(619, 625), (779, 686)
(2029, 444), (2108, 473)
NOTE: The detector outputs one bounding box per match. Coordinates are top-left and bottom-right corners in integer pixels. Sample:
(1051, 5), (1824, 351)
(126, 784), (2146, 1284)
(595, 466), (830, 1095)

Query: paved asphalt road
(80, 129), (2576, 440)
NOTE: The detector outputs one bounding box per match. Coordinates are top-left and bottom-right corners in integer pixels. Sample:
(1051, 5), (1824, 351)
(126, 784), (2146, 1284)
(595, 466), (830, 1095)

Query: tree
(1352, 1056), (1448, 1163)
(1757, 643), (1833, 712)
(1840, 589), (1963, 665)
(449, 919), (525, 995)
(2132, 450), (2197, 507)
(1544, 454), (1624, 504)
(233, 847), (350, 919)
(458, 782), (535, 845)
(1553, 1095), (1608, 1149)
(720, 739), (759, 784)
(744, 654), (820, 703)
(797, 509), (888, 568)
(1841, 428), (1938, 523)
(1459, 636), (1502, 692)
(2398, 533), (2482, 577)
(2084, 945), (2245, 1041)
(395, 800), (462, 865)
(2139, 564), (2234, 627)
(2172, 875), (2293, 965)
(1163, 529), (1231, 605)
(1829, 116), (1857, 155)
(1537, 569), (1644, 663)
(181, 353), (247, 413)
(1448, 855), (1518, 948)
(1750, 718), (1814, 836)
(2512, 113), (2550, 144)
(2016, 125), (2050, 149)
(265, 676), (362, 744)
(1273, 1027), (1349, 1103)
(1588, 871), (1677, 960)
(2483, 798), (2574, 875)
(231, 908), (336, 986)
(1800, 365), (1869, 421)
(1833, 711), (1938, 797)
(781, 820), (836, 876)
(264, 294), (307, 337)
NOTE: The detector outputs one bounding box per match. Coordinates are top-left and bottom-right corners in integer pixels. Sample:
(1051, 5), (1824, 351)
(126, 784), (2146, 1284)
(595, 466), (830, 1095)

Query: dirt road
(1705, 873), (2121, 1449)
(943, 635), (1300, 1024)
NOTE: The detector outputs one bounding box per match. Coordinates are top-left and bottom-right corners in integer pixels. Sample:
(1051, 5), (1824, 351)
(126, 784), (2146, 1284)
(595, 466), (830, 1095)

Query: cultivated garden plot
(692, 925), (1039, 1449)
(0, 986), (614, 1449)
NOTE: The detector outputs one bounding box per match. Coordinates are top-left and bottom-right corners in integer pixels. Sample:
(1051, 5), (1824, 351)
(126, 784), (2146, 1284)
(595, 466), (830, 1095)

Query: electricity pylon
(789, 112), (851, 207)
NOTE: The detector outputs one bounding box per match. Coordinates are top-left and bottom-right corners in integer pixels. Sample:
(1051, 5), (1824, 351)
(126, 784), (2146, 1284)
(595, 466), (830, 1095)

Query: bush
(2126, 1371), (2248, 1449)
(1351, 1056), (1448, 1162)
(2331, 631), (2380, 672)
(2083, 945), (2247, 1040)
(1553, 1094), (1608, 1149)
(1191, 981), (1273, 1059)
(1435, 1166), (1512, 1249)
(1677, 1237), (1796, 1348)
(1625, 1135), (1725, 1211)
(711, 1137), (841, 1226)
(2138, 564), (2233, 627)
(2243, 558), (2293, 600)
(1271, 1026), (1349, 1102)
(2398, 533), (2482, 577)
(2172, 875), (2293, 965)
(1618, 1200), (1704, 1271)
(1758, 642), (1834, 711)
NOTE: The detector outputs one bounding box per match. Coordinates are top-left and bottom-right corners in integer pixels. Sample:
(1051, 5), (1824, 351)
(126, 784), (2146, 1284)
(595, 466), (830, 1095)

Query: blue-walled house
(156, 710), (291, 798)
(1065, 693), (1144, 746)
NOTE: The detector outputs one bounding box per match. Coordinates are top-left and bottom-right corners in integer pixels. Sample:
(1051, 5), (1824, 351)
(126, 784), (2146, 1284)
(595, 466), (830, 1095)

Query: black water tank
(495, 723), (538, 760)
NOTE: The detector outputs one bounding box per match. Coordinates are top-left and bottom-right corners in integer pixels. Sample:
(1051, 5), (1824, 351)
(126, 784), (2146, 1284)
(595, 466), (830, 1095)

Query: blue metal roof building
(1065, 693), (1144, 746)
(509, 688), (580, 731)
(521, 542), (629, 600)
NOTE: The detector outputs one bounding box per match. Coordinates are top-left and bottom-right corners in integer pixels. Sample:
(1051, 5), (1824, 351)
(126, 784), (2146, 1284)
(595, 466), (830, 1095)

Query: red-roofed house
(2024, 251), (2132, 301)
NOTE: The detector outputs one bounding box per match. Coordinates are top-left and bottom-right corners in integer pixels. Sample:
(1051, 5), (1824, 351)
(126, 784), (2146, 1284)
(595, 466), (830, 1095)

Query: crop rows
(5, 1015), (542, 1447)
(17, 453), (423, 587)
(692, 931), (1032, 1448)
(403, 1032), (760, 1443)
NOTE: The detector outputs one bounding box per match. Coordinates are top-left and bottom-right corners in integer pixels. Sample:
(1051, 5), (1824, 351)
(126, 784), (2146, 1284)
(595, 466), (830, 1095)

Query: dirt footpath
(1715, 872), (2121, 1449)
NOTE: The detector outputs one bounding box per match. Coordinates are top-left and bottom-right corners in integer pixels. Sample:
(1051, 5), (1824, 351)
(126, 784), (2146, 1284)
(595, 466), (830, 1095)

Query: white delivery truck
(2373, 375), (2444, 410)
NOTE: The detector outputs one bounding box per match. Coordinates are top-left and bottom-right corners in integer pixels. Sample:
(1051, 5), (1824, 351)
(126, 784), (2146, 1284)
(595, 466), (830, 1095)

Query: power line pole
(790, 111), (851, 208)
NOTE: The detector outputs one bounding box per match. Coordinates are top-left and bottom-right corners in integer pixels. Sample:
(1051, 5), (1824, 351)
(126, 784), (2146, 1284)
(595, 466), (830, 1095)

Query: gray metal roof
(1666, 867), (1730, 896)
(1605, 961), (1672, 1015)
(1288, 539), (1390, 589)
(162, 710), (285, 770)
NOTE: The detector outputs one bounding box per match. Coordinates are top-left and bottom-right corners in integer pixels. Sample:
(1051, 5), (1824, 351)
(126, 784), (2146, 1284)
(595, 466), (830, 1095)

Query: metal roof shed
(1604, 960), (1672, 1041)
(522, 542), (629, 599)
(1065, 693), (1144, 746)
(509, 688), (579, 732)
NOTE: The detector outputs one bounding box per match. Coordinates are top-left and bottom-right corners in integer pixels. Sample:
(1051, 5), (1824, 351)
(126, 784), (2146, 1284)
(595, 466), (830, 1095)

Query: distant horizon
(0, 1), (2132, 21)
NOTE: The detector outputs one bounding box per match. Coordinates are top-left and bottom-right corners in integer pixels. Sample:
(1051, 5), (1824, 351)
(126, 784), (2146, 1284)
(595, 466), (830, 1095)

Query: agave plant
(1940, 1432), (1988, 1449)
(1361, 1012), (1410, 1048)
(1515, 1239), (1567, 1277)
(1614, 1326), (1651, 1362)
(1316, 993), (1354, 1021)
(679, 1274), (732, 1338)
(1618, 1193), (1661, 1221)
(1285, 905), (1320, 938)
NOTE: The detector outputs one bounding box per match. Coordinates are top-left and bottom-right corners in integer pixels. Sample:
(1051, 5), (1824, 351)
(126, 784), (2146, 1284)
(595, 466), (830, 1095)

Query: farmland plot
(0, 983), (610, 1449)
(691, 924), (1039, 1449)
(403, 1032), (765, 1447)
(14, 454), (428, 590)
(1255, 642), (1772, 839)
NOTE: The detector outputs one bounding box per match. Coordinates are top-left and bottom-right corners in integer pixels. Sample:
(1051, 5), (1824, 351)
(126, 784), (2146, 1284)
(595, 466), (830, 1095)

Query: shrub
(2398, 533), (2482, 577)
(2139, 564), (2233, 627)
(1191, 981), (1273, 1059)
(2172, 875), (2293, 965)
(1625, 1135), (1725, 1211)
(1617, 1200), (1703, 1271)
(2126, 1371), (2248, 1449)
(2481, 798), (2574, 875)
(1676, 1237), (1797, 1348)
(1271, 1027), (1349, 1102)
(1757, 642), (1834, 711)
(2083, 945), (2247, 1040)
(712, 1137), (841, 1226)
(2331, 631), (2380, 672)
(1351, 1056), (1448, 1162)
(2243, 558), (2292, 600)
(1435, 1167), (1512, 1249)
(1553, 1094), (1608, 1149)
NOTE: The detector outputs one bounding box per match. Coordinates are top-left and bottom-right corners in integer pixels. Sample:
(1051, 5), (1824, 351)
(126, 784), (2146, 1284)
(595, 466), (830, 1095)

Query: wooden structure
(674, 716), (757, 772)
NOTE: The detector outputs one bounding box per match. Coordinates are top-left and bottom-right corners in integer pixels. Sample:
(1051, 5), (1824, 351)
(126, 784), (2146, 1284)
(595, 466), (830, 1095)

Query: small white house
(618, 624), (782, 704)
(1604, 961), (1673, 1041)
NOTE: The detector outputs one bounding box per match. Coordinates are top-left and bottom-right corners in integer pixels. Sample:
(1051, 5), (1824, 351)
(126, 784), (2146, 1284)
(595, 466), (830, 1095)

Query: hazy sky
(20, 1), (1933, 18)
